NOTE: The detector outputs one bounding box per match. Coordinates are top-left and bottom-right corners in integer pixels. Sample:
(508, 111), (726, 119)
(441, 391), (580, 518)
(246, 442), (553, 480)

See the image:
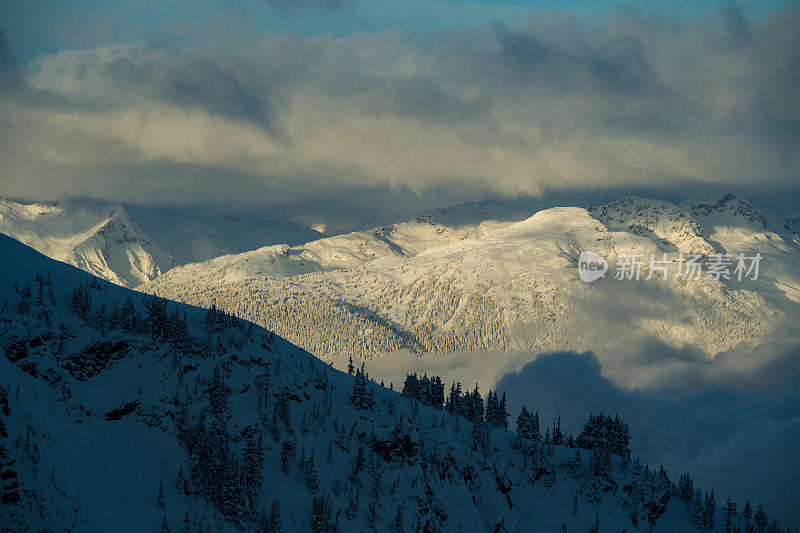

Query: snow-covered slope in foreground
(144, 194), (800, 359)
(0, 199), (172, 287)
(0, 234), (775, 532)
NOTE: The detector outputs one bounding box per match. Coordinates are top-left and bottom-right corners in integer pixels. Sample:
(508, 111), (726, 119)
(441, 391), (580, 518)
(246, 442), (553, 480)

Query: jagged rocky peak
(588, 196), (715, 254)
(690, 193), (767, 227)
(0, 199), (173, 287)
(67, 207), (173, 287)
(96, 205), (149, 245)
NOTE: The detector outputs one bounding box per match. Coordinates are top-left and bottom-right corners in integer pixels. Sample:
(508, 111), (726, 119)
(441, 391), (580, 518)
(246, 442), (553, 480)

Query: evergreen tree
(157, 481), (166, 511)
(350, 366), (374, 410)
(243, 427), (264, 515)
(705, 490), (716, 530)
(445, 382), (464, 417)
(576, 413), (630, 456)
(742, 501), (753, 532)
(569, 449), (582, 473)
(589, 446), (610, 479)
(471, 420), (487, 451)
(305, 451), (320, 493)
(516, 406), (533, 440)
(350, 444), (366, 483)
(468, 384), (484, 425)
(754, 504), (769, 532)
(498, 391), (509, 429)
(724, 493), (737, 533)
(275, 394), (290, 426)
(220, 458), (245, 523)
(368, 496), (379, 530)
(393, 503), (404, 532)
(552, 415), (564, 445)
(692, 490), (704, 529)
(485, 390), (499, 426)
(268, 498), (282, 533)
(678, 473), (694, 503)
(310, 492), (333, 532)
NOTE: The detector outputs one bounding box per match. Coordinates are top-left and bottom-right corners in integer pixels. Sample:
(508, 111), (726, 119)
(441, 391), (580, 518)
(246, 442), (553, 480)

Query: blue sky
(3, 0), (795, 62)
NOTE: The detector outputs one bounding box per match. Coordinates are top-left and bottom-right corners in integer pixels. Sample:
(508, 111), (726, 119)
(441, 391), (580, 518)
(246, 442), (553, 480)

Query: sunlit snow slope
(144, 194), (800, 359)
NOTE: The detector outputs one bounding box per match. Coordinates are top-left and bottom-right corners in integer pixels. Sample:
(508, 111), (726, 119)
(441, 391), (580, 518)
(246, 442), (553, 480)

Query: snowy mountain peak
(690, 193), (768, 228)
(67, 205), (173, 287)
(0, 198), (172, 288)
(588, 197), (715, 254)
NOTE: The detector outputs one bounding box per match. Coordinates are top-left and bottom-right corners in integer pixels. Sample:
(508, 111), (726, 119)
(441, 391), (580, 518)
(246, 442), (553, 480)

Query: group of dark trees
(62, 278), (258, 356)
(515, 406), (540, 441)
(393, 372), (625, 456)
(66, 278), (192, 343)
(576, 414), (631, 457)
(3, 275), (57, 319)
(678, 473), (784, 533)
(349, 363), (375, 410)
(0, 386), (20, 507)
(399, 373), (444, 407)
(176, 363), (275, 530)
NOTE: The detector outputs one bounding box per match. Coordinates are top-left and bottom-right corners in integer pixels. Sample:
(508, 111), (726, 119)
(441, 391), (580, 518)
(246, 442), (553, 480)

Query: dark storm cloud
(1, 4), (799, 219)
(495, 347), (800, 526)
(113, 53), (275, 129)
(492, 20), (658, 95)
(0, 27), (27, 97)
(0, 28), (14, 73)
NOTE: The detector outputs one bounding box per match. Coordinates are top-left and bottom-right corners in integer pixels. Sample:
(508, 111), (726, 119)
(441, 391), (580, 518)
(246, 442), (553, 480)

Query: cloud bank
(495, 346), (800, 527)
(1, 4), (799, 219)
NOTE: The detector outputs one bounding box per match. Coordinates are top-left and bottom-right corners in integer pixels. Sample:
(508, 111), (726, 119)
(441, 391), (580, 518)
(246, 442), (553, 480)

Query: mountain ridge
(142, 194), (800, 361)
(0, 198), (324, 287)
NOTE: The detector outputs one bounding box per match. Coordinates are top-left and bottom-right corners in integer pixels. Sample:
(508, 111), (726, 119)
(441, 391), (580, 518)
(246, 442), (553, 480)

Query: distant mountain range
(4, 194), (799, 360)
(0, 198), (322, 287)
(139, 194), (800, 359)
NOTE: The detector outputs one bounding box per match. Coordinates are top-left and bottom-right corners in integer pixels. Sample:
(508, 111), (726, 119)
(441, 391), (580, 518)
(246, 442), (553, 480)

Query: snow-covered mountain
(2, 234), (775, 532)
(122, 206), (324, 267)
(0, 198), (323, 288)
(0, 199), (172, 288)
(143, 194), (800, 360)
(146, 198), (541, 283)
